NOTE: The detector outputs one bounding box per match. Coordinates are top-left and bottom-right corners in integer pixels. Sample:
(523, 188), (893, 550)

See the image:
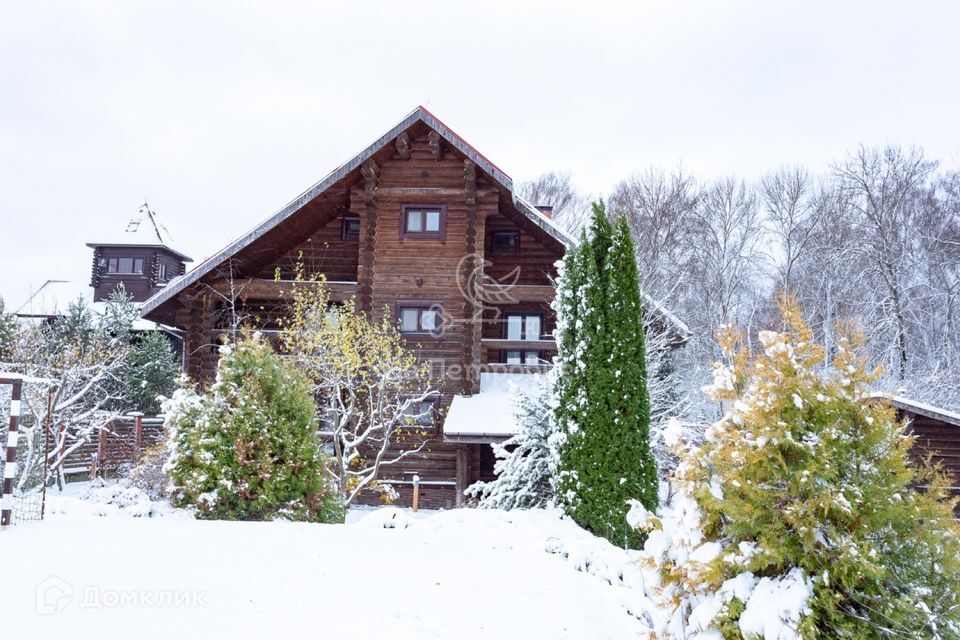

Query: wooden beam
(480, 283), (555, 303)
(480, 338), (556, 350)
(208, 278), (358, 301)
(395, 132), (411, 160)
(427, 130), (442, 160)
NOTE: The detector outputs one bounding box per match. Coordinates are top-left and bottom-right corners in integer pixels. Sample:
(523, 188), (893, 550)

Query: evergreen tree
(0, 296), (17, 361)
(555, 202), (657, 547)
(641, 298), (960, 638)
(164, 335), (343, 523)
(124, 331), (179, 414)
(466, 375), (556, 509)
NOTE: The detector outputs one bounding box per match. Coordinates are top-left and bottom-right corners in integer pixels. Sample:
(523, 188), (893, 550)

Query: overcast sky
(2, 0), (958, 307)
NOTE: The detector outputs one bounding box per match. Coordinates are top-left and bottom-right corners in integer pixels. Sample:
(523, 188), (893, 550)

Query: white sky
(2, 0), (958, 307)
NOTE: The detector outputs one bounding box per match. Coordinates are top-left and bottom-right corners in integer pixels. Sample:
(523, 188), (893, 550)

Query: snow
(3, 482), (655, 639)
(15, 279), (92, 317)
(444, 372), (545, 437)
(86, 204), (182, 253)
(738, 569), (813, 640)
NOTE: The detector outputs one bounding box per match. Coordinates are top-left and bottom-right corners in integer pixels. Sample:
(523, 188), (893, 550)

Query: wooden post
(1, 379), (23, 527)
(412, 474), (420, 512)
(130, 412), (144, 460)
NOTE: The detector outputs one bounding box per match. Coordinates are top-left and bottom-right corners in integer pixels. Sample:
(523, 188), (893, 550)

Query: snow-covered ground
(1, 482), (658, 639)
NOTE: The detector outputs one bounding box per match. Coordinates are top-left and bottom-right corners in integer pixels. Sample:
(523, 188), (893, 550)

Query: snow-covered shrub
(633, 299), (960, 639)
(127, 442), (168, 500)
(163, 335), (343, 523)
(466, 374), (557, 509)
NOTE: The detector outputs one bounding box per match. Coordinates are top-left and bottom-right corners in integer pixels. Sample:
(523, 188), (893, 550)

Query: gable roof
(87, 204), (192, 261)
(142, 107), (574, 318)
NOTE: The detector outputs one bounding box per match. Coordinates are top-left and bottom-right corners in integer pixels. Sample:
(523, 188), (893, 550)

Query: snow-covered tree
(0, 295), (16, 361)
(164, 335), (342, 522)
(466, 374), (557, 509)
(633, 297), (960, 638)
(555, 202), (657, 547)
(6, 296), (134, 486)
(121, 331), (179, 415)
(279, 273), (439, 508)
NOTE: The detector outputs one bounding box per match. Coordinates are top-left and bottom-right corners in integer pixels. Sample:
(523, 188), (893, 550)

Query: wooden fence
(60, 415), (165, 480)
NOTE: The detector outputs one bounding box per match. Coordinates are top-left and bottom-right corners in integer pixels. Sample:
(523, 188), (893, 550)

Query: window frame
(106, 256), (144, 275)
(395, 301), (446, 338)
(397, 394), (441, 432)
(341, 215), (361, 240)
(490, 230), (520, 254)
(501, 311), (544, 365)
(400, 204), (447, 240)
(157, 263), (168, 282)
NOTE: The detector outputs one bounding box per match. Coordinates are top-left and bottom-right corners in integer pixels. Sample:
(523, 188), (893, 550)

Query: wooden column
(455, 446), (469, 507)
(358, 159), (379, 316)
(462, 160), (483, 395)
(182, 291), (215, 382)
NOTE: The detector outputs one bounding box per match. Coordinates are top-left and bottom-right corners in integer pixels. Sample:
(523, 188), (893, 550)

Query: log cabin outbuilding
(874, 394), (960, 516)
(141, 107), (688, 508)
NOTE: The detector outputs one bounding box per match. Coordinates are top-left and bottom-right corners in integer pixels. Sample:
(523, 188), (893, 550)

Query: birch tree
(279, 275), (439, 507)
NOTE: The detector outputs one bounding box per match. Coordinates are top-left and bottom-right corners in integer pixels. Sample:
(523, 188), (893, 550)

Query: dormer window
(491, 231), (520, 254)
(401, 205), (445, 240)
(106, 257), (144, 274)
(341, 215), (361, 239)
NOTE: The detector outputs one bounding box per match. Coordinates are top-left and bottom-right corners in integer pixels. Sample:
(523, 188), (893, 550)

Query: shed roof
(443, 372), (545, 443)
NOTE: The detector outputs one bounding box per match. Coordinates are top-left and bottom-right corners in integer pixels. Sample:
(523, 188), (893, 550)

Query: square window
(398, 304), (444, 337)
(400, 396), (439, 428)
(504, 313), (542, 341)
(342, 216), (361, 239)
(401, 205), (445, 239)
(491, 231), (519, 253)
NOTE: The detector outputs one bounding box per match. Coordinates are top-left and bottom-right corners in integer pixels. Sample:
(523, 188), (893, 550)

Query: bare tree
(516, 171), (591, 233)
(833, 145), (936, 380)
(609, 167), (699, 302)
(760, 166), (827, 291)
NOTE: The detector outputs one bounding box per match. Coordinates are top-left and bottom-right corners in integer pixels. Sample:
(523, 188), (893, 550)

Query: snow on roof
(86, 204), (191, 261)
(15, 280), (93, 317)
(14, 282), (177, 333)
(867, 392), (960, 427)
(142, 106), (572, 318)
(443, 372), (544, 440)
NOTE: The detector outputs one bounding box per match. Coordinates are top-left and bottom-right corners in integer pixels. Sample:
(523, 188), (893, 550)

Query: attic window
(126, 219), (141, 232)
(401, 205), (445, 240)
(341, 215), (361, 239)
(491, 231), (519, 254)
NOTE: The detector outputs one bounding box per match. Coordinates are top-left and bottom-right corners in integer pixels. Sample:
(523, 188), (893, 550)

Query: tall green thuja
(556, 202), (654, 547)
(603, 214), (657, 516)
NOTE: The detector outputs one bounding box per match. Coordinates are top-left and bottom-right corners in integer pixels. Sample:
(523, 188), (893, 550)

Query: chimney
(535, 205), (554, 219)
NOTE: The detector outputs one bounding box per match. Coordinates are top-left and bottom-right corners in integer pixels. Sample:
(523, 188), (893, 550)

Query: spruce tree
(124, 332), (179, 414)
(555, 202), (657, 548)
